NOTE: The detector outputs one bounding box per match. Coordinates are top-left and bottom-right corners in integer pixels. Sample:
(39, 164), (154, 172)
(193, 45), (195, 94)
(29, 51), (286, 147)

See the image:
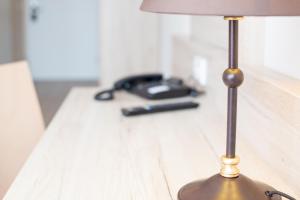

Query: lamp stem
(226, 20), (239, 158)
(221, 18), (244, 178)
(229, 20), (239, 68)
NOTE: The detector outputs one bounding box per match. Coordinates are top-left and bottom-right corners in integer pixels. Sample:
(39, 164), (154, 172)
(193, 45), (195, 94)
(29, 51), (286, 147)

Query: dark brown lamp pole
(224, 18), (243, 159)
(221, 17), (244, 178)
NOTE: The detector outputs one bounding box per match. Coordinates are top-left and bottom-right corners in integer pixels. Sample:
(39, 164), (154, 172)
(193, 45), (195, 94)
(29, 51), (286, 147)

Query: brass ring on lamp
(220, 155), (240, 178)
(224, 16), (244, 21)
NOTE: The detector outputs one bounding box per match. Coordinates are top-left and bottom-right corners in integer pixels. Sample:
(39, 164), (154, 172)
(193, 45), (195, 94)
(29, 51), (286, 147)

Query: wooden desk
(4, 88), (298, 199)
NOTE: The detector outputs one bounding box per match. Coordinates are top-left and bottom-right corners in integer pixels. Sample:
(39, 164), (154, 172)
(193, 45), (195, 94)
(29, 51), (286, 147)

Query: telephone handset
(114, 74), (163, 91)
(94, 73), (200, 101)
(95, 74), (163, 101)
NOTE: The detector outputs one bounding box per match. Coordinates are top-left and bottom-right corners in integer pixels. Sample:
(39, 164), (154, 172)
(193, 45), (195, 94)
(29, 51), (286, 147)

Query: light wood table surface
(4, 87), (298, 199)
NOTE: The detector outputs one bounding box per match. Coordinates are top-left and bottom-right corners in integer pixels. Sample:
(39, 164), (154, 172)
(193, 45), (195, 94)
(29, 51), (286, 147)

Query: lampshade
(141, 0), (300, 16)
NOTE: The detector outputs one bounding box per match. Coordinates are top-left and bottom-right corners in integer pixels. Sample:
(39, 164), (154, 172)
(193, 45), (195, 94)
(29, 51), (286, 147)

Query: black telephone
(94, 73), (200, 101)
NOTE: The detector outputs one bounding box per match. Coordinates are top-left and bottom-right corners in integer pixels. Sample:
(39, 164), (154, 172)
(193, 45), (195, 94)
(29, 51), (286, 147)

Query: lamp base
(178, 174), (281, 200)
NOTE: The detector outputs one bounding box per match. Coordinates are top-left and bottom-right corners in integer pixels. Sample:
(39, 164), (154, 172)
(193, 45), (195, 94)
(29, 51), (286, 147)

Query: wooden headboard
(171, 36), (300, 198)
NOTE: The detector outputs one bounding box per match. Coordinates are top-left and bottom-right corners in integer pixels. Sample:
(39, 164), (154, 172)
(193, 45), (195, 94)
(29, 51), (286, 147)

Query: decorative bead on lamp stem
(223, 68), (244, 88)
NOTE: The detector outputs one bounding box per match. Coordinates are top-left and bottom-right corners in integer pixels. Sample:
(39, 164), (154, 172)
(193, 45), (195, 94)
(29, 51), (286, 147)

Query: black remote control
(122, 101), (199, 117)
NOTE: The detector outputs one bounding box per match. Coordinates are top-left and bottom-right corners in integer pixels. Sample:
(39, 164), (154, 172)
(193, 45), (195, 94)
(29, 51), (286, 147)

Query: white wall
(240, 17), (266, 67)
(192, 16), (227, 48)
(0, 0), (13, 64)
(184, 16), (300, 81)
(159, 15), (191, 77)
(265, 17), (300, 80)
(99, 0), (160, 86)
(191, 17), (266, 67)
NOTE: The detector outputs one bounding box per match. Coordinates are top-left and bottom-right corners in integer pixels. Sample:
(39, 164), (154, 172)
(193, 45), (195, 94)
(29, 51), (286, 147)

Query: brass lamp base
(178, 174), (281, 200)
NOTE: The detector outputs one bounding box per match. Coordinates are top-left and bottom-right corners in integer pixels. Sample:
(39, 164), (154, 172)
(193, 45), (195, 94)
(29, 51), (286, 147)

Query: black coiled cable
(266, 191), (296, 200)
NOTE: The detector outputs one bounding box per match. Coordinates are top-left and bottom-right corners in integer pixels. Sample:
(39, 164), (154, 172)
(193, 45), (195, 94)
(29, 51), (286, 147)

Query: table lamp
(140, 1), (299, 200)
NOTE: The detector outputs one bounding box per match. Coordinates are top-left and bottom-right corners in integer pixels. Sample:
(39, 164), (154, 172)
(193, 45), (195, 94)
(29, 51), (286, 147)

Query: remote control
(122, 101), (199, 117)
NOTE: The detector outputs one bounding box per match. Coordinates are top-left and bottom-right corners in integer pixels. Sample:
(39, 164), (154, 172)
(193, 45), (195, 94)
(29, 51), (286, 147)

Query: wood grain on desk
(4, 85), (299, 199)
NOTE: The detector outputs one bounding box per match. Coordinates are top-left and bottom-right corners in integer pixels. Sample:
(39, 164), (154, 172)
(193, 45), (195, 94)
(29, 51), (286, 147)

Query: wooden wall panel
(0, 0), (25, 64)
(11, 0), (25, 61)
(0, 0), (13, 63)
(172, 36), (300, 198)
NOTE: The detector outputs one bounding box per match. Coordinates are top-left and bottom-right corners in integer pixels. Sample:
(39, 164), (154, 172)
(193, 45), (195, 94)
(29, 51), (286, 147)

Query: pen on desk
(121, 101), (199, 117)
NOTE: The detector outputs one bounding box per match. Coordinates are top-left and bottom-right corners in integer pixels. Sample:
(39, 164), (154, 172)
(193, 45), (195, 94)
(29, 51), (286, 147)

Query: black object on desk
(95, 74), (201, 101)
(122, 101), (199, 117)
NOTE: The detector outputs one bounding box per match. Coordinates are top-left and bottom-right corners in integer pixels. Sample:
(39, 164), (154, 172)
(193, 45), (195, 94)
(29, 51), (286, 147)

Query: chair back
(0, 61), (44, 198)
